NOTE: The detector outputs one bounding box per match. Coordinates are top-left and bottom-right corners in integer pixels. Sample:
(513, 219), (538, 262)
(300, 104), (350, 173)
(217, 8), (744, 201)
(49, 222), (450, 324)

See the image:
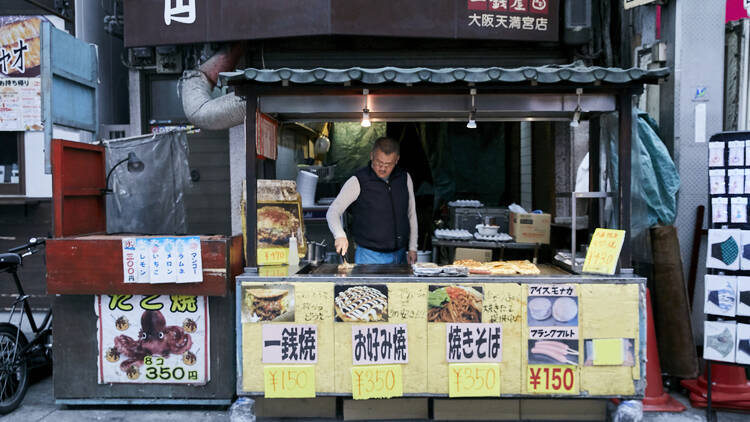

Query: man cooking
(326, 136), (418, 265)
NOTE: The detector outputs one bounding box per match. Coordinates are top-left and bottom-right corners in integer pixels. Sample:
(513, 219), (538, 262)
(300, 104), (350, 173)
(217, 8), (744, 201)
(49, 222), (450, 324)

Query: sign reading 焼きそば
(96, 294), (209, 384)
(446, 323), (502, 363)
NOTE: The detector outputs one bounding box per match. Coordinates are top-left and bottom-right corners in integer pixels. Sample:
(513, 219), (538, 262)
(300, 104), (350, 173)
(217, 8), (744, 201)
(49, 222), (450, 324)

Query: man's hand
(335, 237), (349, 257)
(407, 250), (417, 265)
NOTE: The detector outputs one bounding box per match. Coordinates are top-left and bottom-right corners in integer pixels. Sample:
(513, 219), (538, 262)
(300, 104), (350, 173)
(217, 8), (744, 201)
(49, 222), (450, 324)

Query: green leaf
(428, 288), (450, 308)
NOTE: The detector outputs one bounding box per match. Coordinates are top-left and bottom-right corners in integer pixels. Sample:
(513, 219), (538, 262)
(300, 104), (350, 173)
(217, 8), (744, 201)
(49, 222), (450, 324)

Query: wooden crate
(47, 235), (243, 296)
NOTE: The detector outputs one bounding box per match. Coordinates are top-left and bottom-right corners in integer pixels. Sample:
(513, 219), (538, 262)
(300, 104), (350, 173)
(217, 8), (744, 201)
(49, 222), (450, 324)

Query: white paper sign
(136, 238), (150, 283)
(351, 324), (408, 365)
(96, 294), (209, 384)
(704, 275), (737, 317)
(446, 323), (502, 363)
(695, 103), (707, 143)
(262, 324), (318, 364)
(704, 320), (736, 363)
(706, 228), (741, 270)
(121, 238), (137, 283)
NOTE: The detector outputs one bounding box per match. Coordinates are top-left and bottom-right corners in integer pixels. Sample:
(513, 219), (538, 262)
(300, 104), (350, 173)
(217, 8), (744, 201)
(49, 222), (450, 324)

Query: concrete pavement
(2, 374), (750, 421)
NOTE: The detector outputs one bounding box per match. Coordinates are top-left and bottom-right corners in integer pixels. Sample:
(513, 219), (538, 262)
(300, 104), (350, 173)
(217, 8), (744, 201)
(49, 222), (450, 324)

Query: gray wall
(661, 2), (725, 338)
(185, 130), (231, 235)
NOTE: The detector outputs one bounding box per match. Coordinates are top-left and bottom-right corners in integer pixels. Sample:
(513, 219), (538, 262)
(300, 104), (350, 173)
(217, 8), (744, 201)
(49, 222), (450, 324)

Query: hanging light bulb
(466, 88), (477, 129)
(361, 89), (371, 127)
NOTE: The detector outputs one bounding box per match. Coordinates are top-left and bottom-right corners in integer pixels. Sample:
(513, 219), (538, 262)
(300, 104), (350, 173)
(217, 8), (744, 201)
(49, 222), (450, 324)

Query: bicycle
(0, 237), (51, 414)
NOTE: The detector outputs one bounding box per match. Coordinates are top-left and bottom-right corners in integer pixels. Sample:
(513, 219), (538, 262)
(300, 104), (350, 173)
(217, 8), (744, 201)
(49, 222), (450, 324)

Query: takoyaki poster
(96, 295), (210, 384)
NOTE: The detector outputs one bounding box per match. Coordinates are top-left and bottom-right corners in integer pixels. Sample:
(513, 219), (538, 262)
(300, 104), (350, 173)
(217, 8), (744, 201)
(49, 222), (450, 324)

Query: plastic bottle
(288, 234), (299, 266)
(613, 400), (643, 422)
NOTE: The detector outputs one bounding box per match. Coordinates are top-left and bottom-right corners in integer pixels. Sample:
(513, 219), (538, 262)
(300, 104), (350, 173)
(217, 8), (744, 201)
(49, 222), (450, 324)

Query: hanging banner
(96, 294), (210, 384)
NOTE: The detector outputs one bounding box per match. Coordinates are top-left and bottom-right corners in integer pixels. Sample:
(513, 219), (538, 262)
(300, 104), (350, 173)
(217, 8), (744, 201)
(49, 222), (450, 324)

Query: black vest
(351, 164), (410, 252)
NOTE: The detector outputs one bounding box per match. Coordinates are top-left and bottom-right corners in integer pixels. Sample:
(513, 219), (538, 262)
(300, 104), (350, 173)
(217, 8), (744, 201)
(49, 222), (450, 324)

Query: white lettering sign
(164, 0), (196, 25)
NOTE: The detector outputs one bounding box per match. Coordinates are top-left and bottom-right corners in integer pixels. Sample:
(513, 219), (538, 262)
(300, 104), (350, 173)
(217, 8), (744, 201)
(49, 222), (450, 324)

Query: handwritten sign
(262, 325), (317, 364)
(258, 247), (289, 266)
(352, 324), (408, 365)
(448, 363), (501, 397)
(351, 365), (403, 400)
(446, 323), (502, 363)
(263, 365), (316, 398)
(527, 365), (578, 394)
(122, 237), (203, 284)
(582, 228), (626, 275)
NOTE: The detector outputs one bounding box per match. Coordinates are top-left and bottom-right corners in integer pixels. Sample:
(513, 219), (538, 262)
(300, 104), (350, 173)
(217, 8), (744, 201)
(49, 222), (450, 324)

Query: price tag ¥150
(350, 365), (403, 400)
(526, 365), (578, 394)
(448, 363), (501, 397)
(263, 365), (316, 398)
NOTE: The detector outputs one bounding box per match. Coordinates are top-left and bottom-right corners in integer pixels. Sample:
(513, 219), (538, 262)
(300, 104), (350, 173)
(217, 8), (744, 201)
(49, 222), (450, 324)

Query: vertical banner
(96, 295), (210, 384)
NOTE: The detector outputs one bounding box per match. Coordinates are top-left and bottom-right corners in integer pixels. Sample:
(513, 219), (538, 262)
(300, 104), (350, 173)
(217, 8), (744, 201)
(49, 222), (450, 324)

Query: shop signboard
(0, 16), (43, 131)
(124, 0), (559, 47)
(121, 236), (203, 284)
(238, 280), (644, 397)
(96, 294), (210, 384)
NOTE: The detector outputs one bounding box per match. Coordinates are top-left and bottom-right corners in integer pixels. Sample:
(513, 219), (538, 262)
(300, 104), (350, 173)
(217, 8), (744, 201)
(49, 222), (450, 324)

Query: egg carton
(434, 229), (474, 240)
(474, 232), (513, 242)
(448, 200), (484, 208)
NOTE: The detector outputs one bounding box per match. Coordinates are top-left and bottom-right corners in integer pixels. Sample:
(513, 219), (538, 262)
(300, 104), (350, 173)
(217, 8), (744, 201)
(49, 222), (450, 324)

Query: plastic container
(475, 224), (500, 236)
(417, 250), (432, 263)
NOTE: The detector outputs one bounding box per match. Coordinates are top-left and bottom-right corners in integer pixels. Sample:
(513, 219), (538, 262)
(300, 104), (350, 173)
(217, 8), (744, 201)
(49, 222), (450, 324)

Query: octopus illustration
(114, 310), (193, 372)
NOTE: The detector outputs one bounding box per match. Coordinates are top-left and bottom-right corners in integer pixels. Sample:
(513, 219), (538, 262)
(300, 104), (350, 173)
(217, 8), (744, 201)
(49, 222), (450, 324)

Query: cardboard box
(455, 247), (492, 262)
(509, 212), (551, 244)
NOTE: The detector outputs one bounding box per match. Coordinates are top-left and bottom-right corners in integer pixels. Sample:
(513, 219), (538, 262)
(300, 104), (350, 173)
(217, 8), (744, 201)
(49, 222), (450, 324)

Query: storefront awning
(220, 64), (669, 87)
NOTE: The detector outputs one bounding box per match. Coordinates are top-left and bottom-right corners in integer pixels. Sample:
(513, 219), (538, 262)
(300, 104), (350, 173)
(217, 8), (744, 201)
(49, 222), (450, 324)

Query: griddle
(310, 264), (413, 276)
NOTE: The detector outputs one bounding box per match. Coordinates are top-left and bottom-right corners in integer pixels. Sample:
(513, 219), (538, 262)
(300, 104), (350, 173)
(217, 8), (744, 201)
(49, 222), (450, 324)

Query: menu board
(0, 77), (41, 131)
(238, 281), (643, 398)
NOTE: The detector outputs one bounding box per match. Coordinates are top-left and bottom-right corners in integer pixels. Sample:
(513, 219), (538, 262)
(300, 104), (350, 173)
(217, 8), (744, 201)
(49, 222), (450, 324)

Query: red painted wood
(52, 139), (106, 238)
(46, 235), (242, 296)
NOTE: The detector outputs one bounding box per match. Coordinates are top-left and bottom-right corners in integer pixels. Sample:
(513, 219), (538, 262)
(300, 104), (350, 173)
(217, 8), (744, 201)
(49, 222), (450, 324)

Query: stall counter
(236, 265), (646, 399)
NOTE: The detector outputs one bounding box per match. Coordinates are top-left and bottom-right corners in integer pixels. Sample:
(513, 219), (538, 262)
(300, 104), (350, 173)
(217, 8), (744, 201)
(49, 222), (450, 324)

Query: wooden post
(618, 91), (633, 268)
(245, 90), (258, 267)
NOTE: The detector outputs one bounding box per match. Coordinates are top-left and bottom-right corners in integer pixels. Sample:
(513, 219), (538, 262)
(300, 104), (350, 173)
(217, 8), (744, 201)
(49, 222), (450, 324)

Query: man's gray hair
(372, 137), (400, 155)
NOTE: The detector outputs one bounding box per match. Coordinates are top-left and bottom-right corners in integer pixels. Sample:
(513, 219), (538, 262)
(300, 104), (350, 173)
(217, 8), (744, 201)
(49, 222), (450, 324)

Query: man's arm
(406, 174), (418, 264)
(326, 176), (360, 255)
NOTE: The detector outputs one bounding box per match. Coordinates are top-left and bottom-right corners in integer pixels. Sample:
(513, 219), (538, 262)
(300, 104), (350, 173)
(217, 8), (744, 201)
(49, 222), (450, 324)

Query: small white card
(135, 238), (150, 283)
(710, 169), (726, 195)
(704, 275), (737, 317)
(712, 197), (729, 223)
(706, 228), (741, 270)
(729, 169), (745, 194)
(186, 236), (203, 282)
(729, 141), (745, 166)
(746, 140), (750, 166)
(709, 141), (725, 167)
(731, 197), (748, 223)
(121, 238), (137, 283)
(149, 238), (163, 282)
(161, 238), (177, 283)
(704, 321), (736, 363)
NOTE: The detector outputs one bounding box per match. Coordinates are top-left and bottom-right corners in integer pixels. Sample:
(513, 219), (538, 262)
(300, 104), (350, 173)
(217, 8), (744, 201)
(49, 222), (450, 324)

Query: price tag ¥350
(263, 365), (316, 398)
(526, 365), (578, 394)
(448, 363), (501, 397)
(350, 365), (403, 400)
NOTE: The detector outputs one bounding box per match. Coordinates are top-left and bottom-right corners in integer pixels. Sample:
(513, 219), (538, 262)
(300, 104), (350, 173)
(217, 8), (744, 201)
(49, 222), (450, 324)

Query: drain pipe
(180, 42), (247, 130)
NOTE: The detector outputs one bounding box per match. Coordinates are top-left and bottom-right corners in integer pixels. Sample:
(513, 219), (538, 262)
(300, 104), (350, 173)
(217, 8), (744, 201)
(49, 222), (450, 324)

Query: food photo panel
(427, 285), (483, 323)
(241, 284), (295, 323)
(334, 284), (388, 322)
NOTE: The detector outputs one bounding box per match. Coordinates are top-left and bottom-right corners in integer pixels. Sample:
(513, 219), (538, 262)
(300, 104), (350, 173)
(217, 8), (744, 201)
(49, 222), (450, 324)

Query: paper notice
(695, 103), (707, 143)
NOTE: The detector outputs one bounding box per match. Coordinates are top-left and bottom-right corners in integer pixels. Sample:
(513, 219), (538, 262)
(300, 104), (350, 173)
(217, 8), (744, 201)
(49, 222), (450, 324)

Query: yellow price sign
(582, 228), (626, 275)
(351, 365), (403, 400)
(448, 363), (501, 397)
(258, 247), (289, 266)
(526, 365), (578, 394)
(263, 365), (316, 398)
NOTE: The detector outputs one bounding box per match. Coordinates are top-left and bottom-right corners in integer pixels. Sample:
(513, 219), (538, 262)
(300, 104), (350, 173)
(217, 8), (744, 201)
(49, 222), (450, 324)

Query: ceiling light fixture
(361, 89), (371, 127)
(467, 88), (477, 129)
(570, 88), (583, 128)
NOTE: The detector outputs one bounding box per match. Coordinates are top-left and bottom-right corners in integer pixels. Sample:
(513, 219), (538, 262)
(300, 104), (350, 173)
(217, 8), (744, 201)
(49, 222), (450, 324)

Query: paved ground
(2, 374), (749, 421)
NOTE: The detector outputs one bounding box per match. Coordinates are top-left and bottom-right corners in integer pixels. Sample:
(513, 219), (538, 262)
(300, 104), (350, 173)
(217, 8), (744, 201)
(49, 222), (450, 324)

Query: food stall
(223, 64), (666, 419)
(46, 139), (243, 405)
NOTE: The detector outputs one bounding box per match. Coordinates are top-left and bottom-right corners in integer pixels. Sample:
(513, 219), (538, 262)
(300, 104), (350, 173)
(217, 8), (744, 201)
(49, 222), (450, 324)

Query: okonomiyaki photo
(257, 204), (302, 247)
(242, 284), (294, 323)
(334, 285), (388, 322)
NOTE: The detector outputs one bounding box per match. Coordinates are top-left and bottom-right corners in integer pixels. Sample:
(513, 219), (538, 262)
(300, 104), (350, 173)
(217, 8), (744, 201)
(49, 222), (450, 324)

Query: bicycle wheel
(0, 325), (29, 414)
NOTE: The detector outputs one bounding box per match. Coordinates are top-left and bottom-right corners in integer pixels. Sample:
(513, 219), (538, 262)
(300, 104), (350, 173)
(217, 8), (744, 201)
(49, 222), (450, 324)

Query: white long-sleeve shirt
(326, 173), (418, 251)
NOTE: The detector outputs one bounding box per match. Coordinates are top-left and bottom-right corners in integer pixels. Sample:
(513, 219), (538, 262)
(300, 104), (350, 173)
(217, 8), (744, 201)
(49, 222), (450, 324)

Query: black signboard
(125, 0), (559, 47)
